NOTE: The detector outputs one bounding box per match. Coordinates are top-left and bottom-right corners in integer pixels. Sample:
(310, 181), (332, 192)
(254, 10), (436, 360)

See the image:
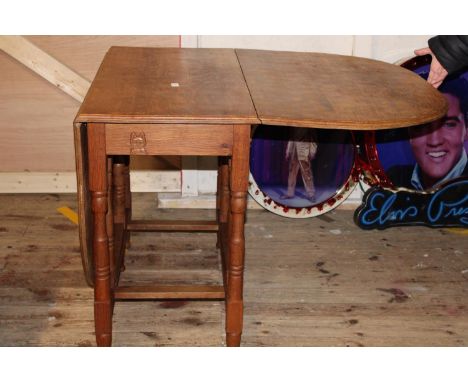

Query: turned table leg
(88, 123), (113, 347)
(219, 157), (230, 229)
(217, 156), (230, 286)
(226, 125), (250, 347)
(123, 156), (132, 251)
(106, 157), (115, 289)
(216, 157), (222, 249)
(113, 161), (126, 226)
(113, 158), (127, 275)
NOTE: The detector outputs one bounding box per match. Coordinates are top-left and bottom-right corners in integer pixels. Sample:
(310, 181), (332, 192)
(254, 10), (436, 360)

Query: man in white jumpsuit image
(281, 128), (318, 202)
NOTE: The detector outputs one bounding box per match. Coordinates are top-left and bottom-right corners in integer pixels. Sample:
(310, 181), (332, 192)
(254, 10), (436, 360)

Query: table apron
(105, 123), (234, 156)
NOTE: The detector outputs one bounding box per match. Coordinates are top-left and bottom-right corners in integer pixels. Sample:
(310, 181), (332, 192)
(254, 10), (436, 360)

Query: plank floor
(0, 193), (467, 346)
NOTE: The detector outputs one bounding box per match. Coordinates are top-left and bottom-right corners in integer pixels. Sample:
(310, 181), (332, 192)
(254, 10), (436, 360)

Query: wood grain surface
(75, 47), (259, 125)
(0, 36), (179, 171)
(236, 49), (448, 129)
(105, 123), (234, 156)
(127, 219), (218, 232)
(114, 285), (225, 300)
(1, 193), (467, 346)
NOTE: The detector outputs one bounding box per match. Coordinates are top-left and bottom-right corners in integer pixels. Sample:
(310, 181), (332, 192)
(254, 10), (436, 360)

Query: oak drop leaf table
(74, 47), (446, 346)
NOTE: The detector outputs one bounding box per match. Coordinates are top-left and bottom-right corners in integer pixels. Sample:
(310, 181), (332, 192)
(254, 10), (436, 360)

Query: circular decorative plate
(248, 125), (358, 218)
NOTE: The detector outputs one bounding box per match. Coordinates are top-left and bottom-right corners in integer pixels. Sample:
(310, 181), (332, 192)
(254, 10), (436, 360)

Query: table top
(236, 49), (447, 129)
(75, 47), (259, 125)
(75, 46), (447, 130)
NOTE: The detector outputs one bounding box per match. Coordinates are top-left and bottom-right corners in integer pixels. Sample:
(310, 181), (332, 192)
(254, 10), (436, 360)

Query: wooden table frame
(74, 46), (447, 347)
(86, 122), (250, 346)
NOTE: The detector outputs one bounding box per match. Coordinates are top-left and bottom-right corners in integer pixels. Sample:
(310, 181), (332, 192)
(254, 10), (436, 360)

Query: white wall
(353, 35), (432, 62)
(183, 35), (433, 59)
(197, 35), (354, 55)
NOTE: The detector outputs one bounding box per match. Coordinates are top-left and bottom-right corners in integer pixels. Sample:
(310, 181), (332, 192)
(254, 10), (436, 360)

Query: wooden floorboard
(0, 193), (467, 346)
